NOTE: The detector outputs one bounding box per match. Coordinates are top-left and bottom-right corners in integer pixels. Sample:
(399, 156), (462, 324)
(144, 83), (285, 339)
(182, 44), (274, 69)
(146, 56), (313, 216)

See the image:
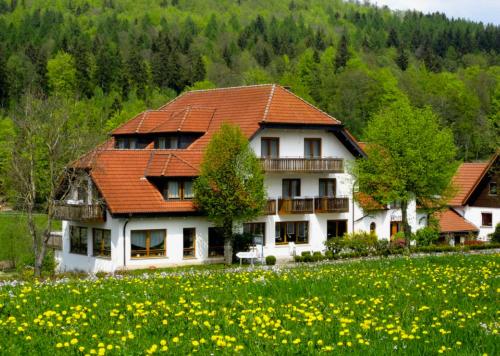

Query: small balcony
(264, 199), (277, 215)
(261, 157), (344, 173)
(314, 197), (349, 213)
(53, 201), (105, 221)
(278, 198), (314, 214)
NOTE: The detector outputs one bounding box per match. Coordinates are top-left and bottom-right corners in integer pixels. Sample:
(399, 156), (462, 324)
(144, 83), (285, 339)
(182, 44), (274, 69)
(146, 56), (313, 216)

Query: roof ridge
(110, 111), (144, 135)
(460, 152), (498, 205)
(135, 111), (150, 133)
(158, 90), (188, 111)
(172, 153), (200, 173)
(183, 83), (274, 94)
(277, 86), (342, 125)
(177, 105), (191, 131)
(262, 84), (276, 122)
(161, 154), (173, 176)
(144, 151), (156, 177)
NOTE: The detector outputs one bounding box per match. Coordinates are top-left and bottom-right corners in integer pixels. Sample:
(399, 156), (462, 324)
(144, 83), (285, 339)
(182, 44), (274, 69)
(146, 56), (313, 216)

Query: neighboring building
(54, 84), (424, 272)
(437, 153), (499, 243)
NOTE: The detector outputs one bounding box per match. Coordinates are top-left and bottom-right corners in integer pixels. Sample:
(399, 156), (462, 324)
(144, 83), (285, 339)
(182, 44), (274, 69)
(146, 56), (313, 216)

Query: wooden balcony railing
(278, 198), (314, 214)
(314, 197), (349, 213)
(53, 201), (105, 221)
(261, 158), (344, 173)
(264, 199), (277, 215)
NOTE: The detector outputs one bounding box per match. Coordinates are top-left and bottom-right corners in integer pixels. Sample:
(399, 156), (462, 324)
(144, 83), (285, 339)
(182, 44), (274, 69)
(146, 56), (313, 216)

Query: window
(208, 227), (225, 257)
(155, 134), (198, 149)
(183, 228), (196, 258)
(319, 179), (336, 197)
(482, 213), (492, 227)
(327, 220), (347, 239)
(275, 221), (308, 244)
(131, 230), (166, 258)
(162, 180), (194, 200)
(489, 182), (497, 196)
(93, 229), (111, 257)
(304, 138), (321, 158)
(115, 137), (149, 149)
(370, 222), (376, 234)
(390, 221), (403, 237)
(261, 137), (279, 158)
(282, 179), (301, 198)
(70, 226), (88, 255)
(243, 223), (266, 245)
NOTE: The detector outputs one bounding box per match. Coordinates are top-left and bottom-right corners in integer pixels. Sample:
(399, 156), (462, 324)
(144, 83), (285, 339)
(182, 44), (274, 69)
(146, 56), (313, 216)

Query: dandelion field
(0, 254), (498, 355)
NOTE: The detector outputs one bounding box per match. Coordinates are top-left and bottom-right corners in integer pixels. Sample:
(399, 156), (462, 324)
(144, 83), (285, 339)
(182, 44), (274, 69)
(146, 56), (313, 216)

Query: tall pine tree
(334, 33), (350, 72)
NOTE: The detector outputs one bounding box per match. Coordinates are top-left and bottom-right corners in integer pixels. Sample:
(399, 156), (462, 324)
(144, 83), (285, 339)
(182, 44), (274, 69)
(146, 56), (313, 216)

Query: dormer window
(162, 179), (194, 200)
(115, 136), (150, 149)
(155, 134), (199, 149)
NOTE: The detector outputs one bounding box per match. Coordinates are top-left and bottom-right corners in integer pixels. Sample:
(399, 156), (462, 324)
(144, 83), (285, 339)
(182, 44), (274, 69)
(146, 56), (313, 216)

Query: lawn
(0, 212), (61, 265)
(0, 254), (498, 355)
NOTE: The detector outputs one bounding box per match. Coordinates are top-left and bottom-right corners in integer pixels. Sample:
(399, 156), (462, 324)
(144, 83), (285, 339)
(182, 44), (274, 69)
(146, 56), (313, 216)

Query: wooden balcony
(314, 197), (349, 213)
(53, 201), (105, 221)
(261, 158), (344, 173)
(264, 199), (277, 215)
(278, 198), (314, 214)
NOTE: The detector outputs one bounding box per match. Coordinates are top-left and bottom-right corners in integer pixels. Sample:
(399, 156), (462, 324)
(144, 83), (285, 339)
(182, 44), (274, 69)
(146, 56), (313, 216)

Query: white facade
(453, 206), (500, 241)
(56, 127), (426, 273)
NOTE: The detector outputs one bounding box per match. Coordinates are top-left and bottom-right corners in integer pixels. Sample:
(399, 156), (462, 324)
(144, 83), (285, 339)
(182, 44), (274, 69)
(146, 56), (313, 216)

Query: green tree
(395, 46), (409, 71)
(352, 100), (457, 242)
(193, 124), (266, 264)
(0, 47), (8, 107)
(334, 33), (350, 72)
(47, 51), (76, 97)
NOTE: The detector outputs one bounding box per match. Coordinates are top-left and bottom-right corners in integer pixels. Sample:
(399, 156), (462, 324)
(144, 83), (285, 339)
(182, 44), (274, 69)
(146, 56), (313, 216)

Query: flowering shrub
(0, 255), (497, 355)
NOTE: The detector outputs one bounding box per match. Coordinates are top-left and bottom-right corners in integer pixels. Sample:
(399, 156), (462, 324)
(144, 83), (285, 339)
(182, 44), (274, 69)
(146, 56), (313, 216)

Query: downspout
(123, 218), (129, 269)
(351, 179), (356, 233)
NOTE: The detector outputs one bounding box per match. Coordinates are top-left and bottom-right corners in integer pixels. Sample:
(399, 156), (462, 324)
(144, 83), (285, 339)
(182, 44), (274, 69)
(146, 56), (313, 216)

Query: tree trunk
(400, 200), (412, 246)
(223, 220), (233, 265)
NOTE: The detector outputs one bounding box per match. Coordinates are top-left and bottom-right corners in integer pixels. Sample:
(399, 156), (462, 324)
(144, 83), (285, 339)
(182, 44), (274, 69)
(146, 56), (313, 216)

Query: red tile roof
(449, 153), (498, 206)
(76, 84), (354, 214)
(435, 208), (478, 233)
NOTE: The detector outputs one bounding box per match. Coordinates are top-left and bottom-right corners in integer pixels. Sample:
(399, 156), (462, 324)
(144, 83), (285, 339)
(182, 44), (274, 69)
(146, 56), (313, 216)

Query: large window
(183, 228), (196, 258)
(261, 137), (279, 158)
(327, 220), (347, 239)
(93, 229), (111, 257)
(243, 223), (266, 245)
(482, 212), (493, 227)
(489, 182), (497, 196)
(162, 180), (194, 200)
(208, 227), (225, 257)
(70, 226), (88, 255)
(319, 179), (336, 197)
(115, 137), (150, 149)
(304, 138), (321, 158)
(275, 221), (308, 245)
(282, 179), (301, 198)
(131, 230), (166, 258)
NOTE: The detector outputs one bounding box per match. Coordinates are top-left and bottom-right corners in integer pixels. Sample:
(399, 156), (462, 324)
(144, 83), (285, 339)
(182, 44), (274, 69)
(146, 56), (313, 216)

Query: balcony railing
(264, 199), (277, 215)
(314, 197), (349, 213)
(278, 198), (314, 214)
(261, 157), (344, 173)
(53, 201), (105, 221)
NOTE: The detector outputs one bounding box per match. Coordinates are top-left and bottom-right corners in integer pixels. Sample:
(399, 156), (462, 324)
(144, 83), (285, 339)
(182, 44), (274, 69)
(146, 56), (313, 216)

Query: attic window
(155, 134), (199, 149)
(162, 179), (194, 200)
(115, 137), (150, 149)
(489, 182), (497, 196)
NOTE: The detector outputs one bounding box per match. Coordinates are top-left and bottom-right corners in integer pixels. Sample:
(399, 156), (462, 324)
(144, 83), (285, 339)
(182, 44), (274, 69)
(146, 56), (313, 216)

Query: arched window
(370, 222), (376, 233)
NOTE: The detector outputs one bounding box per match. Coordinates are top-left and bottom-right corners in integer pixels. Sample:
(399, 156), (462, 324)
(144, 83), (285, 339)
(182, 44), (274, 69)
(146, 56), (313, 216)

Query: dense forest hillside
(0, 0), (498, 177)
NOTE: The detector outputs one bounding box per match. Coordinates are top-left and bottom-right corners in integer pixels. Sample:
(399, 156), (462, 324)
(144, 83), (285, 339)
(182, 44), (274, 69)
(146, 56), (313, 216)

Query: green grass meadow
(0, 254), (498, 355)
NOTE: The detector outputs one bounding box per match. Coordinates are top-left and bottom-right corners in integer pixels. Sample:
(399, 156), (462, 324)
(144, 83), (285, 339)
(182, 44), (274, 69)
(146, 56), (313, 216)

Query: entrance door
(327, 220), (347, 239)
(390, 221), (402, 237)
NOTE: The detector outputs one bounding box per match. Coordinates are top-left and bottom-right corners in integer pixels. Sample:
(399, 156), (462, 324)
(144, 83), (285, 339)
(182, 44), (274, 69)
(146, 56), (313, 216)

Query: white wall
(463, 206), (500, 240)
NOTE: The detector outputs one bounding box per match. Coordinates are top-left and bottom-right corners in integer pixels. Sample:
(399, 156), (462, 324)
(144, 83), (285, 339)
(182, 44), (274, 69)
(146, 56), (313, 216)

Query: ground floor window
(327, 220), (347, 239)
(70, 226), (88, 255)
(93, 228), (111, 257)
(208, 227), (225, 257)
(390, 221), (403, 237)
(275, 221), (308, 245)
(243, 223), (266, 245)
(183, 228), (196, 258)
(481, 212), (492, 227)
(131, 229), (166, 258)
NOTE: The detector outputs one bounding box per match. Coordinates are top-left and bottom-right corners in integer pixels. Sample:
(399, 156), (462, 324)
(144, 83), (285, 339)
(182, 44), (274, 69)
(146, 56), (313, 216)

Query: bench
(236, 244), (263, 266)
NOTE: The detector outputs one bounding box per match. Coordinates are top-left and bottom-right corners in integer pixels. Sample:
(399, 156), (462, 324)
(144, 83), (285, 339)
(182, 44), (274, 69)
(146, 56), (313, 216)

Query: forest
(0, 0), (499, 204)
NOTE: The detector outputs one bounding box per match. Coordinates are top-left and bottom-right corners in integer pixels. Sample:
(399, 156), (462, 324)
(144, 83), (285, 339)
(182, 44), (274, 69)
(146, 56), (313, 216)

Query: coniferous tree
(396, 46), (409, 71)
(0, 47), (8, 106)
(73, 40), (92, 98)
(334, 33), (350, 72)
(386, 28), (399, 47)
(94, 43), (115, 94)
(126, 47), (148, 99)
